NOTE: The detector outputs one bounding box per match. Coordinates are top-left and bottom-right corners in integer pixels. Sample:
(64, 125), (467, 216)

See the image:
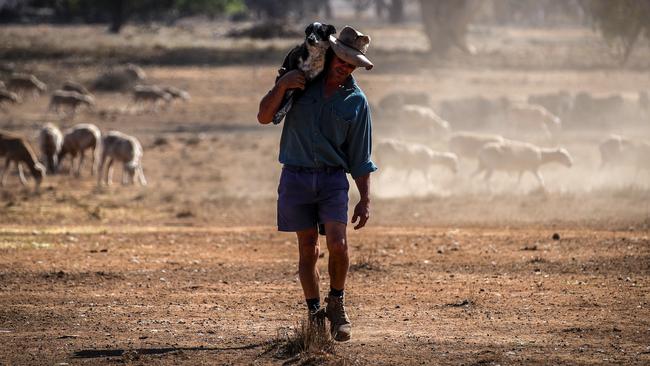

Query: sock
(306, 298), (320, 312)
(329, 287), (344, 297)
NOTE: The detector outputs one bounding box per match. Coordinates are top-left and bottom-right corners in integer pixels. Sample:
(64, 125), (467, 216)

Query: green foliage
(581, 0), (650, 63)
(173, 0), (246, 17)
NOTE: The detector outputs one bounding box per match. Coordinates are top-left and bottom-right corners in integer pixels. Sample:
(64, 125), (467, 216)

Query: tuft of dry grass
(350, 253), (383, 272)
(264, 316), (349, 365)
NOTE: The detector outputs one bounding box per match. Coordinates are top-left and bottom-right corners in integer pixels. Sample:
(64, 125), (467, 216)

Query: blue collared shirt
(278, 75), (377, 179)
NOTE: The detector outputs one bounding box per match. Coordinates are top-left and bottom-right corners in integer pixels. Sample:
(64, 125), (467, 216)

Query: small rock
(552, 233), (560, 240)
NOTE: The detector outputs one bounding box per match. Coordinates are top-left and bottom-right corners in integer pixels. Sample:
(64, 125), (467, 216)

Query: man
(257, 26), (376, 342)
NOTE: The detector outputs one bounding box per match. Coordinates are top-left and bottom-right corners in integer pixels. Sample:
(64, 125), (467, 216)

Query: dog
(273, 22), (337, 125)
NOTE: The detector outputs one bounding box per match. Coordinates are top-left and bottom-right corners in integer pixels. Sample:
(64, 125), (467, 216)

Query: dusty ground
(1, 22), (650, 365)
(1, 225), (649, 365)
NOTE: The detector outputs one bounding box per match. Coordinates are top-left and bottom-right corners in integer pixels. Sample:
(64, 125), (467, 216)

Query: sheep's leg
(97, 154), (107, 186)
(69, 154), (77, 176)
(534, 170), (546, 191)
(122, 165), (129, 185)
(1, 158), (11, 186)
(17, 163), (28, 186)
(106, 158), (114, 185)
(517, 171), (524, 185)
(76, 151), (85, 177)
(137, 167), (147, 186)
(90, 148), (97, 176)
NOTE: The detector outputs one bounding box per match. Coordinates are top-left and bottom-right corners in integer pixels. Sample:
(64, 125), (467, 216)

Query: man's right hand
(277, 70), (306, 91)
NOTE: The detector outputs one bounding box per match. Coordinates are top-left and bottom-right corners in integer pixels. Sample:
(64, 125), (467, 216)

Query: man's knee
(327, 236), (348, 257)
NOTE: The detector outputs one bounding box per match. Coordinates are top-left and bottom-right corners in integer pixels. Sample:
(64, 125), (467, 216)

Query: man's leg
(296, 227), (320, 303)
(324, 222), (348, 291)
(324, 221), (351, 342)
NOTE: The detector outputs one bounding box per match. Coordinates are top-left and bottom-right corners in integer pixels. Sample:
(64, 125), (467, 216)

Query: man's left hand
(351, 199), (370, 230)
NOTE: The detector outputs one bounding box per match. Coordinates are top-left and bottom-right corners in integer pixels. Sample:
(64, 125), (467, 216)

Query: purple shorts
(277, 165), (349, 232)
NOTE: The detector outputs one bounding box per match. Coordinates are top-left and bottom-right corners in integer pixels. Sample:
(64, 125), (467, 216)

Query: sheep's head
(445, 154), (459, 174)
(556, 148), (573, 168)
(33, 162), (46, 184)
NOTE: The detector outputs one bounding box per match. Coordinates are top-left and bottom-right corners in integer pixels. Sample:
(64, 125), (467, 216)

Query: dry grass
(264, 317), (345, 365)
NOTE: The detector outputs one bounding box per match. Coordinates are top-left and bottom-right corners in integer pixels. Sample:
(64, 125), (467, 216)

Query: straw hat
(329, 26), (373, 70)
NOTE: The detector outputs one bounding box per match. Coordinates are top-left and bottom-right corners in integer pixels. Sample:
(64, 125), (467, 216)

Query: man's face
(329, 55), (357, 82)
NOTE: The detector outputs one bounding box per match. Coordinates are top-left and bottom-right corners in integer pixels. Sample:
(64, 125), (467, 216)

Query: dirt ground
(1, 225), (649, 365)
(1, 22), (650, 365)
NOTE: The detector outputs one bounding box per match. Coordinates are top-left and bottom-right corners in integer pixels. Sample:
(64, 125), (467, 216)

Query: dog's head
(304, 22), (336, 48)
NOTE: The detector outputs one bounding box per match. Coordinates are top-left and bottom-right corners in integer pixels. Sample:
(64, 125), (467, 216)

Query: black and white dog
(273, 22), (337, 124)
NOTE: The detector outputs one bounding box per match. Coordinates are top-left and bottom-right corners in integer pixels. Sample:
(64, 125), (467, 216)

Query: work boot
(325, 295), (351, 342)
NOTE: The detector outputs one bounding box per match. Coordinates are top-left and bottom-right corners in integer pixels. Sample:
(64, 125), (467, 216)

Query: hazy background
(1, 0), (649, 229)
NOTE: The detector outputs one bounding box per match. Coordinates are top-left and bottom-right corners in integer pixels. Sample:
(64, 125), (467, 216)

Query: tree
(580, 0), (650, 64)
(419, 0), (481, 55)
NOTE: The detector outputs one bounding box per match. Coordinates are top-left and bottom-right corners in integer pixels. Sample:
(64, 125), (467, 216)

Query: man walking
(257, 26), (376, 342)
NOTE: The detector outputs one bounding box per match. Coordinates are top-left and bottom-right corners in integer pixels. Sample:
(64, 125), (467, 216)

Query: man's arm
(351, 174), (370, 230)
(257, 70), (305, 124)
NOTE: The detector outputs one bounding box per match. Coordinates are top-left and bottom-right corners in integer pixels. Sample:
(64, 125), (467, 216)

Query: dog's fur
(273, 22), (336, 124)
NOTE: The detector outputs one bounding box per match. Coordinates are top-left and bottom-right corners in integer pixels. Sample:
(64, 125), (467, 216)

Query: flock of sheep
(372, 90), (649, 191)
(0, 64), (195, 192)
(0, 123), (146, 191)
(0, 64), (190, 118)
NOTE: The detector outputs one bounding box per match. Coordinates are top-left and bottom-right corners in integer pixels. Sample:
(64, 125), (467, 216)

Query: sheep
(61, 80), (92, 96)
(98, 131), (147, 186)
(475, 139), (573, 191)
(39, 123), (63, 174)
(378, 91), (432, 111)
(598, 135), (637, 169)
(527, 90), (573, 117)
(161, 86), (190, 102)
(58, 123), (101, 176)
(437, 96), (510, 130)
(570, 92), (624, 127)
(374, 139), (458, 180)
(0, 131), (46, 191)
(7, 73), (47, 98)
(448, 132), (504, 160)
(506, 103), (562, 141)
(132, 85), (172, 111)
(48, 90), (95, 117)
(0, 89), (20, 111)
(93, 63), (146, 91)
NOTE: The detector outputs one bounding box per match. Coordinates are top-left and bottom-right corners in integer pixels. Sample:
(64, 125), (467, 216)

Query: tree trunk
(389, 0), (404, 23)
(108, 0), (125, 34)
(419, 0), (479, 55)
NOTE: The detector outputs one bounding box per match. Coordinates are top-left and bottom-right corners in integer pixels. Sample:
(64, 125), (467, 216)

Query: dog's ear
(325, 24), (337, 37)
(305, 23), (315, 36)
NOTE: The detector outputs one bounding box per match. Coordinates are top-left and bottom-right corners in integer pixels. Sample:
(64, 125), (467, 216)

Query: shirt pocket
(287, 94), (318, 122)
(322, 106), (352, 146)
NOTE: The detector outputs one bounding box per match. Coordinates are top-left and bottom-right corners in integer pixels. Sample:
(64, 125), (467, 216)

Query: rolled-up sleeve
(346, 101), (378, 179)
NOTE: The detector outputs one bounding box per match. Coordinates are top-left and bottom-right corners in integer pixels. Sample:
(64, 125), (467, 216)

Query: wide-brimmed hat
(329, 26), (373, 70)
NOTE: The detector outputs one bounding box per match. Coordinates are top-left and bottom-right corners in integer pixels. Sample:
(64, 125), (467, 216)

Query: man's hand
(257, 70), (306, 124)
(277, 70), (306, 91)
(351, 199), (370, 230)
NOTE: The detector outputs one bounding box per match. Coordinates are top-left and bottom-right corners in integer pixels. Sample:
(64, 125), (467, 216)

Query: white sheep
(93, 63), (146, 91)
(39, 123), (63, 174)
(0, 131), (46, 191)
(58, 123), (101, 176)
(0, 89), (20, 111)
(375, 139), (458, 181)
(132, 85), (171, 111)
(475, 139), (573, 190)
(506, 103), (561, 141)
(48, 90), (95, 117)
(7, 73), (47, 98)
(98, 131), (146, 186)
(448, 132), (504, 160)
(161, 86), (190, 102)
(61, 80), (92, 96)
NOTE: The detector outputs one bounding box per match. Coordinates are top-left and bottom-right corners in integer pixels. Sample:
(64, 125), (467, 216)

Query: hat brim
(329, 35), (374, 70)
